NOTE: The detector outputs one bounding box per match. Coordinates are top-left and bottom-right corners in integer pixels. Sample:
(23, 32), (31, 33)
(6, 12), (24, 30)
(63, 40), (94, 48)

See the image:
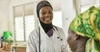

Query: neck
(40, 21), (53, 33)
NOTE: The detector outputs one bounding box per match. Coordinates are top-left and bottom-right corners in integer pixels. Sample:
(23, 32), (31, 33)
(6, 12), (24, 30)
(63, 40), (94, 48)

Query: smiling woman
(39, 6), (53, 24)
(26, 0), (68, 52)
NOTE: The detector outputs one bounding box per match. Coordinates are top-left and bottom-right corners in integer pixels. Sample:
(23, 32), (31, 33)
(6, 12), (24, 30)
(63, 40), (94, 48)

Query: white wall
(61, 0), (78, 52)
(11, 0), (40, 6)
(62, 0), (77, 37)
(0, 0), (10, 37)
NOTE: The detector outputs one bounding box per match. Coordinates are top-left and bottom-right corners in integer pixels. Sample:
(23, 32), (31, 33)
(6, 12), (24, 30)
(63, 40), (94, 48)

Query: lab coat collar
(38, 20), (46, 34)
(38, 20), (55, 34)
(37, 20), (57, 41)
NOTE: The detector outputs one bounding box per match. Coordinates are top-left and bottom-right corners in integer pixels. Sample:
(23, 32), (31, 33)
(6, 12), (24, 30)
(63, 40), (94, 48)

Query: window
(15, 17), (24, 41)
(14, 15), (35, 41)
(14, 3), (35, 41)
(80, 0), (100, 13)
(25, 15), (35, 41)
(80, 5), (98, 13)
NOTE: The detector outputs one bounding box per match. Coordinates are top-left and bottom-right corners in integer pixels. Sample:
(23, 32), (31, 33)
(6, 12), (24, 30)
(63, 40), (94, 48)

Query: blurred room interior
(0, 0), (100, 52)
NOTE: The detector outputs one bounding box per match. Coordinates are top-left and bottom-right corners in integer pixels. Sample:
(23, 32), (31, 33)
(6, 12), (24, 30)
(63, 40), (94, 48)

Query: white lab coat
(26, 24), (69, 52)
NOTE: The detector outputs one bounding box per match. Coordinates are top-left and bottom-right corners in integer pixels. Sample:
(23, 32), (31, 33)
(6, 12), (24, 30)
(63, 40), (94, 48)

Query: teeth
(46, 18), (50, 20)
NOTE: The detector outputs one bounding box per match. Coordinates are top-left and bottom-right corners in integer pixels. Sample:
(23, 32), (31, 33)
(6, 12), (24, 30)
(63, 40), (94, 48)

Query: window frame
(13, 3), (36, 42)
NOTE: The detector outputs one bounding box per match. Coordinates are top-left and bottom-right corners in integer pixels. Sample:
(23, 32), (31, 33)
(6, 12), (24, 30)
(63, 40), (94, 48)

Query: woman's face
(39, 6), (53, 24)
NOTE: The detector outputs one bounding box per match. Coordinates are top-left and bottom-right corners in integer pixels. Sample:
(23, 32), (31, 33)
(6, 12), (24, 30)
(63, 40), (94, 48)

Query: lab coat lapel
(39, 23), (52, 42)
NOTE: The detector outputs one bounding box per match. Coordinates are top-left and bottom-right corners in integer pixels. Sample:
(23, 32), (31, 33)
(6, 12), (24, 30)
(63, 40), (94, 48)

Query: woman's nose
(45, 13), (50, 17)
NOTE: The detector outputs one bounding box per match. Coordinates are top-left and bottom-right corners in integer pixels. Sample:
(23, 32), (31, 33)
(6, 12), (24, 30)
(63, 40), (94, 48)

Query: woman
(26, 1), (68, 52)
(67, 6), (100, 52)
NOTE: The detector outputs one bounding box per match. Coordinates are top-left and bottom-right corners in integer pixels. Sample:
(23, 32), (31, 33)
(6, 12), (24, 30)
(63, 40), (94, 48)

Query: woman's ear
(74, 34), (80, 40)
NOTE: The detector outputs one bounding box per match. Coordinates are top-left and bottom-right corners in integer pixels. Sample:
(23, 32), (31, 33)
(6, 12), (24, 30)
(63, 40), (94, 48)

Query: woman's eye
(42, 12), (46, 14)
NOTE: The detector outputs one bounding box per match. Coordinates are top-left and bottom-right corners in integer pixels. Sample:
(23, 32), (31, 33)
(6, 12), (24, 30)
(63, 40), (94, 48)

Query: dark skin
(67, 28), (88, 52)
(39, 6), (53, 24)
